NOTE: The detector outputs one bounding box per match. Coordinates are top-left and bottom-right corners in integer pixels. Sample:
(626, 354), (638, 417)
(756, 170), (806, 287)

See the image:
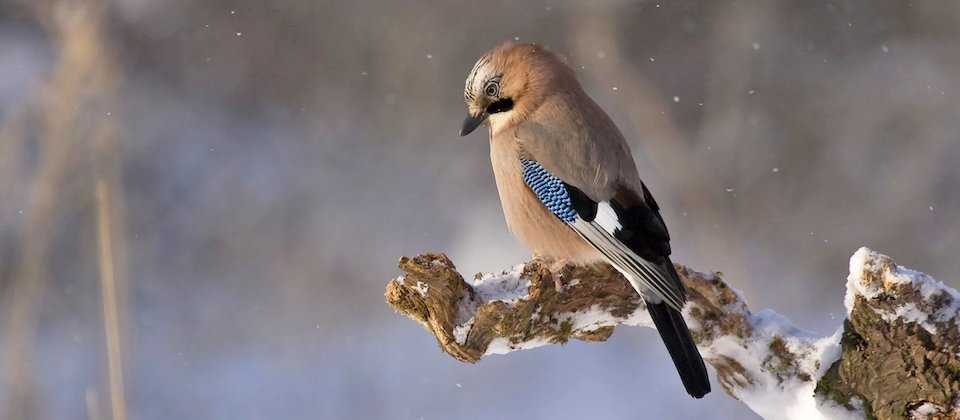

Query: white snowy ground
(439, 247), (960, 419)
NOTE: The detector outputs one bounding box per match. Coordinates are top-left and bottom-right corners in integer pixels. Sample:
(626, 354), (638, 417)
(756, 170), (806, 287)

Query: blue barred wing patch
(519, 157), (578, 222)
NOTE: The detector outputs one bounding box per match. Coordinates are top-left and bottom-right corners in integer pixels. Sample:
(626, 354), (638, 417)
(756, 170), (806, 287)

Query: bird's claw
(546, 259), (570, 293)
(552, 271), (564, 292)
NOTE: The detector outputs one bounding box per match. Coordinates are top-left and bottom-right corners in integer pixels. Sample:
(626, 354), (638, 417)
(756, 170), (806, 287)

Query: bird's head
(459, 41), (574, 136)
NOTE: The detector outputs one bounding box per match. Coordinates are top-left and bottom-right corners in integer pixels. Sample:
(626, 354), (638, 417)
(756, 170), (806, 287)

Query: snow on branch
(385, 248), (960, 419)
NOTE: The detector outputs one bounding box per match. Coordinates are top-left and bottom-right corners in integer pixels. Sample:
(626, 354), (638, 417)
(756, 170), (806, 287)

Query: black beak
(460, 111), (488, 136)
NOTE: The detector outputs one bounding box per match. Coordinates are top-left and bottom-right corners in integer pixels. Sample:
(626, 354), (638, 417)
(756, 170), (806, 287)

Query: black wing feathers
(564, 182), (597, 222)
(608, 184), (672, 263)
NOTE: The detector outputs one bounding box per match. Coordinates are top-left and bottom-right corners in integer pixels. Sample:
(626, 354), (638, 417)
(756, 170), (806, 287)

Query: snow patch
(472, 264), (529, 305)
(557, 303), (652, 333)
(845, 247), (879, 311)
(457, 264), (659, 357)
(845, 247), (960, 334)
(907, 399), (960, 419)
(701, 315), (859, 420)
(485, 335), (553, 355)
(453, 264), (530, 347)
(412, 281), (429, 297)
(427, 256), (450, 269)
(481, 302), (653, 357)
(453, 317), (475, 345)
(910, 402), (940, 419)
(878, 302), (935, 334)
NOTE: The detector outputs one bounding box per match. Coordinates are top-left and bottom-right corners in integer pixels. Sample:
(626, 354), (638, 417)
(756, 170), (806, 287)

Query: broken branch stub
(385, 253), (644, 363)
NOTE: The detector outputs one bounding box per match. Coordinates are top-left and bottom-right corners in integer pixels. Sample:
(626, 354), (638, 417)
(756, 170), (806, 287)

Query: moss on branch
(386, 250), (960, 418)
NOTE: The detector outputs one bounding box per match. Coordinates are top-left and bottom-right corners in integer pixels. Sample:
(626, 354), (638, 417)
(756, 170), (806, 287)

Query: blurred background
(0, 0), (957, 419)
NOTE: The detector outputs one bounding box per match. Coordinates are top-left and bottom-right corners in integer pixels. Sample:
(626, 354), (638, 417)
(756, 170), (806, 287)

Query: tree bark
(385, 249), (959, 419)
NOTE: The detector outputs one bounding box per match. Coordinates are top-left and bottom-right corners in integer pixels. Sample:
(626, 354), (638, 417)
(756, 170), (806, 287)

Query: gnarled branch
(386, 248), (960, 418)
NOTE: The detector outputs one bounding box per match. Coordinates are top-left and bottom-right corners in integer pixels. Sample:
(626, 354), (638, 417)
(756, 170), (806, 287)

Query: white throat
(487, 111), (515, 136)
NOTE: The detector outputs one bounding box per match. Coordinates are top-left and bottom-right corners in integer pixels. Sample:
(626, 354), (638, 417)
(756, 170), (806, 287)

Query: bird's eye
(484, 81), (500, 97)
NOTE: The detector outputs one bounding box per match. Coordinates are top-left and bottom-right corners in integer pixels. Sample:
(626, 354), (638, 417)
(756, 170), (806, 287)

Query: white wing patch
(515, 157), (684, 310)
(594, 201), (622, 234)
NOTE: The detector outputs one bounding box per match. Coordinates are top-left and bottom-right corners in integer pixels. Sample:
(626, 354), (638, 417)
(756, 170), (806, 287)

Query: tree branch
(386, 248), (960, 419)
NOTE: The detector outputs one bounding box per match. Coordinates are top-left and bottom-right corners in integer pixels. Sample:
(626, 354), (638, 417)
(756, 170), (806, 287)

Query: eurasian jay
(459, 41), (711, 399)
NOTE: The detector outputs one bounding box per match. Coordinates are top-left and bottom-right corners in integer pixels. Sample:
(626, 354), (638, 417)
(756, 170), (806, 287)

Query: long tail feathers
(646, 301), (711, 398)
(513, 159), (709, 396)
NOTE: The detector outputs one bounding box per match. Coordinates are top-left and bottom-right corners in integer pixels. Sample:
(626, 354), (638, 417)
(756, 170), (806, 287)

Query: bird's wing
(512, 93), (639, 201)
(518, 157), (687, 310)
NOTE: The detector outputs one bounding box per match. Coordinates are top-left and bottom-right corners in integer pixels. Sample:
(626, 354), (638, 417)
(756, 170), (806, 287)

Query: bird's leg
(532, 254), (571, 292)
(547, 259), (571, 292)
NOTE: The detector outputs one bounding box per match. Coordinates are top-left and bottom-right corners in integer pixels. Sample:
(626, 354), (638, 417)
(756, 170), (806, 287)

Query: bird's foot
(547, 259), (570, 293)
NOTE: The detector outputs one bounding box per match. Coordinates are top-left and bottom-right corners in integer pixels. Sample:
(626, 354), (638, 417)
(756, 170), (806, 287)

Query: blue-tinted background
(1, 1), (958, 419)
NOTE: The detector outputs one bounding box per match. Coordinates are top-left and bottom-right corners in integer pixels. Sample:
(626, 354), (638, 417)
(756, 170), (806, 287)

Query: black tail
(647, 300), (711, 398)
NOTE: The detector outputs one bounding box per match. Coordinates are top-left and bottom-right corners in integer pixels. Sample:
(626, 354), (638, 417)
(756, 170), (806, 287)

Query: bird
(459, 41), (711, 399)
